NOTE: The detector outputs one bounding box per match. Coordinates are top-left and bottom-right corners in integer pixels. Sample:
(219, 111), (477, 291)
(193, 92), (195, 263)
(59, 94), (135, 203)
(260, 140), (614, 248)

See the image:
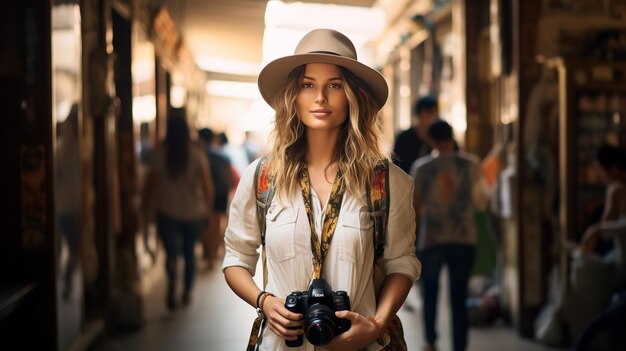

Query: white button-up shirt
(223, 159), (421, 351)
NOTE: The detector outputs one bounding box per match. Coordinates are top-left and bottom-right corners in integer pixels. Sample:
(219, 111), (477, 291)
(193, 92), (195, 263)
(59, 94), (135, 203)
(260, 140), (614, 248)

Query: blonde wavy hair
(267, 65), (389, 199)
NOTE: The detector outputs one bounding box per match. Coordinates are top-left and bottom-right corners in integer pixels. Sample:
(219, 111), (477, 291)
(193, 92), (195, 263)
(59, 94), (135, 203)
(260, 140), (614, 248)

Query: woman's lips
(310, 109), (330, 117)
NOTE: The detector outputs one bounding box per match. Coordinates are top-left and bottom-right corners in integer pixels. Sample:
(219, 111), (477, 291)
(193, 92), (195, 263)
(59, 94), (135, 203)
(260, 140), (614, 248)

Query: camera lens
(303, 304), (336, 346)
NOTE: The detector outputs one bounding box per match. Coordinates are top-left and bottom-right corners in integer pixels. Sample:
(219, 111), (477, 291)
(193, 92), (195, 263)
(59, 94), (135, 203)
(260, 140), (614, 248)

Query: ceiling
(163, 0), (379, 80)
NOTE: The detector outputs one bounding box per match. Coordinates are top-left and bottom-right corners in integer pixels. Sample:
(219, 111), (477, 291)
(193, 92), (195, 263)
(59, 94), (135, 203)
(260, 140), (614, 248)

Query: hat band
(308, 50), (341, 56)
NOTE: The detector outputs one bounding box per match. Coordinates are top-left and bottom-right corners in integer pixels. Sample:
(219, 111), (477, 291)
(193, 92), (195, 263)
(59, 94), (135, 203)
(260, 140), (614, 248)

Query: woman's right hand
(262, 295), (304, 341)
(580, 226), (601, 255)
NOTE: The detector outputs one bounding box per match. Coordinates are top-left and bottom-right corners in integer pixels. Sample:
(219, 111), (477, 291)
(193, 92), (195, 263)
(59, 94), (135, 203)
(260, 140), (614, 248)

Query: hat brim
(257, 53), (388, 110)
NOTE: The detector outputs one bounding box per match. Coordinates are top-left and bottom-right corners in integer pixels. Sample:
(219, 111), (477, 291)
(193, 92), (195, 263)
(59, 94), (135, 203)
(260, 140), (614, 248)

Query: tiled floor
(94, 254), (565, 351)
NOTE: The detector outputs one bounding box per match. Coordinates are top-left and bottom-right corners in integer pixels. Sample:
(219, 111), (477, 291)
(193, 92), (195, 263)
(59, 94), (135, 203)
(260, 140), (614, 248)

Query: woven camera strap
(299, 166), (346, 280)
(247, 157), (389, 350)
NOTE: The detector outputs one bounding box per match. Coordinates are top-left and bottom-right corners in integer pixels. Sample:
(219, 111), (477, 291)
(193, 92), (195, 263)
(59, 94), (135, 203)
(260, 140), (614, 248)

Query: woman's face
(593, 160), (611, 184)
(296, 63), (348, 132)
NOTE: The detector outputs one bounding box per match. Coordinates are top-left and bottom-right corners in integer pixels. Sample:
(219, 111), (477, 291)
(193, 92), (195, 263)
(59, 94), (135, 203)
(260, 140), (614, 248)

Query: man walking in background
(198, 128), (234, 268)
(410, 120), (488, 351)
(393, 95), (439, 174)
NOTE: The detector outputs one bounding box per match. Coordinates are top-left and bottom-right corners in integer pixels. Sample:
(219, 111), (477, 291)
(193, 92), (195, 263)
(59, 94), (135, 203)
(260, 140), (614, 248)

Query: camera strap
(299, 166), (346, 280)
(249, 157), (391, 350)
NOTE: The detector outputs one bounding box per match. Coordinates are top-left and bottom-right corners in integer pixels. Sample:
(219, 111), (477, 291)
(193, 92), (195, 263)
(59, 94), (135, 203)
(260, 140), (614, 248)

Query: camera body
(284, 279), (351, 347)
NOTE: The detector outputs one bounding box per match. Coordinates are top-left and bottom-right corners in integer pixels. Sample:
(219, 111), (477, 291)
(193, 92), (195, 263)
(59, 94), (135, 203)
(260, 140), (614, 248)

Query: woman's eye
(302, 82), (313, 88)
(329, 83), (342, 89)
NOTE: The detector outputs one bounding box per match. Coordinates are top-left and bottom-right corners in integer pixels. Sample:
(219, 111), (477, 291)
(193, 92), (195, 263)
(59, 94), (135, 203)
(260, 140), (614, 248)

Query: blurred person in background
(579, 143), (626, 257)
(410, 120), (488, 351)
(138, 122), (157, 264)
(217, 131), (249, 175)
(142, 109), (213, 310)
(393, 96), (439, 174)
(559, 144), (626, 350)
(243, 130), (263, 164)
(55, 104), (81, 300)
(198, 128), (234, 268)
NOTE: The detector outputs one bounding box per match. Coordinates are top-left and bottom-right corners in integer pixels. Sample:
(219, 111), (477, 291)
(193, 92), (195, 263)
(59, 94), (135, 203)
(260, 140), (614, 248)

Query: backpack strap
(366, 159), (390, 260)
(254, 155), (274, 246)
(367, 161), (407, 349)
(253, 155), (274, 286)
(248, 155), (274, 351)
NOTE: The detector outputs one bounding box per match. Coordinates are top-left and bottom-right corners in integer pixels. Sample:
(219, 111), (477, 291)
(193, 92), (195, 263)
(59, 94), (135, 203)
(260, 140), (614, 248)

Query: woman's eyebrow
(303, 75), (342, 81)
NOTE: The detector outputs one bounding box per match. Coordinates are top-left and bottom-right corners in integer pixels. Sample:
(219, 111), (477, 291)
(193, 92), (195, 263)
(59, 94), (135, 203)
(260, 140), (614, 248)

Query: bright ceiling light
(265, 0), (385, 34)
(170, 86), (186, 108)
(205, 80), (259, 100)
(263, 1), (386, 65)
(196, 56), (260, 76)
(133, 95), (156, 123)
(239, 98), (275, 132)
(132, 42), (155, 83)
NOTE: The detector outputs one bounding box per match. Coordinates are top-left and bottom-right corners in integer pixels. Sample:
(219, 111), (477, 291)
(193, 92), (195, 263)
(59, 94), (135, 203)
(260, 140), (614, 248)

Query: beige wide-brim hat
(258, 29), (389, 110)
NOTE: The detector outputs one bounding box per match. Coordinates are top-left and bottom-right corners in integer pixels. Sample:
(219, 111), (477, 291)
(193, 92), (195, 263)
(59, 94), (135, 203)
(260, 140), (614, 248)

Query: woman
(143, 109), (213, 310)
(222, 29), (420, 350)
(580, 143), (626, 255)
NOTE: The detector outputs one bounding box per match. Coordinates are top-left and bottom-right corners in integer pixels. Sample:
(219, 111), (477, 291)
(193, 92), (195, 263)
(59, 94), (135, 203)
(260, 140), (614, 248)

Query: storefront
(374, 0), (626, 345)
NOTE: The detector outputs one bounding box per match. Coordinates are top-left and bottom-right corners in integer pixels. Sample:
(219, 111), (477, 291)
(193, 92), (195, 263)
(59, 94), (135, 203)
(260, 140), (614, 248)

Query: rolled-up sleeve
(384, 165), (421, 283)
(222, 159), (262, 276)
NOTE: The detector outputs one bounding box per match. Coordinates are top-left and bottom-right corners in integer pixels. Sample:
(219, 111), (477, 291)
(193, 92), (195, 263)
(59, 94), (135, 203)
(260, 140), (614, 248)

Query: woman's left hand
(323, 311), (379, 351)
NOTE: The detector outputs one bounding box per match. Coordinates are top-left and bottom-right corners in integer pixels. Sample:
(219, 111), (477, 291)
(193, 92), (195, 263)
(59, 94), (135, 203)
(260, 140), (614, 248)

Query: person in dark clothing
(574, 289), (626, 351)
(579, 144), (626, 256)
(143, 111), (213, 309)
(198, 128), (233, 213)
(411, 120), (488, 351)
(392, 96), (439, 174)
(198, 128), (234, 266)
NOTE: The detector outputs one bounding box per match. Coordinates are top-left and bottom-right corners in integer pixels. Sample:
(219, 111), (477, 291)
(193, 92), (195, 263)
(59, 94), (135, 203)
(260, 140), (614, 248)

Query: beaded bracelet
(259, 292), (275, 313)
(255, 290), (266, 309)
(367, 316), (386, 346)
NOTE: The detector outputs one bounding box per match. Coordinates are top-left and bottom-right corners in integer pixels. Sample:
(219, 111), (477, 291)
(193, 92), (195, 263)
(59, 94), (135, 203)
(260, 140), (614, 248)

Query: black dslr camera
(284, 279), (351, 347)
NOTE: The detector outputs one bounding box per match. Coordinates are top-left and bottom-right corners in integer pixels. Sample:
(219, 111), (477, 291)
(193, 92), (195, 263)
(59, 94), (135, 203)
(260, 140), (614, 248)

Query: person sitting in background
(559, 144), (626, 349)
(580, 143), (626, 256)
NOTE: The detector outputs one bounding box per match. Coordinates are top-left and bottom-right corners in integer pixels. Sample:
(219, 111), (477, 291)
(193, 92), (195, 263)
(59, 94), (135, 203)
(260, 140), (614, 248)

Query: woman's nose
(315, 88), (327, 103)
